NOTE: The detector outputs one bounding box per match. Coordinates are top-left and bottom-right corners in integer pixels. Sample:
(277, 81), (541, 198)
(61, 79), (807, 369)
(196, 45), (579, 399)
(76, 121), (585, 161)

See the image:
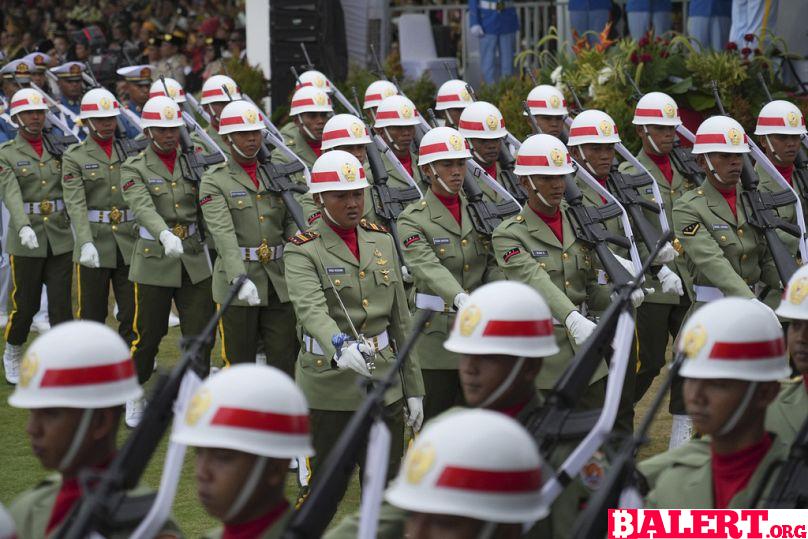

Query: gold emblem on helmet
(17, 63), (29, 74)
(681, 324), (708, 359)
(185, 388), (212, 426)
(727, 128), (742, 145)
(788, 111), (799, 128)
(550, 148), (565, 167)
(788, 277), (808, 305)
(599, 120), (612, 136)
(167, 86), (177, 98)
(19, 352), (39, 388)
(163, 106), (175, 120)
(245, 109), (257, 124)
(663, 104), (676, 118)
(315, 76), (326, 88)
(460, 88), (471, 102)
(401, 105), (413, 119)
(449, 134), (463, 151)
(350, 122), (364, 138)
(100, 97), (111, 111)
(315, 93), (327, 106)
(226, 83), (237, 96)
(486, 114), (499, 131)
(549, 95), (561, 108)
(459, 304), (482, 336)
(30, 94), (41, 105)
(342, 162), (357, 182)
(406, 442), (436, 484)
(383, 87), (396, 98)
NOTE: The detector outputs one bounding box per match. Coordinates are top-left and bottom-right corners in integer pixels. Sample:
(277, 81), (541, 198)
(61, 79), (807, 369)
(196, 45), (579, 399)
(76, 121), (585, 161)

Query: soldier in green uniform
(120, 95), (214, 427)
(492, 134), (620, 409)
(362, 79), (398, 123)
(525, 85), (568, 139)
(397, 126), (501, 421)
(458, 100), (510, 204)
(768, 264), (808, 443)
(199, 100), (298, 375)
(171, 364), (313, 539)
(639, 297), (791, 508)
(7, 320), (181, 538)
(1, 88), (73, 386)
(372, 95), (427, 193)
(434, 79), (474, 129)
(198, 74), (242, 158)
(61, 88), (137, 347)
(283, 150), (424, 491)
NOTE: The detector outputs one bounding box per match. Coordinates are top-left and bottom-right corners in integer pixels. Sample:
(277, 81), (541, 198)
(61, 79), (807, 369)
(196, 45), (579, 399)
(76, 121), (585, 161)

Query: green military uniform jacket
(397, 189), (501, 369)
(381, 150), (427, 194)
(200, 159), (297, 306)
(270, 123), (320, 223)
(765, 378), (807, 445)
(756, 162), (801, 258)
(202, 509), (291, 539)
(578, 175), (630, 262)
(619, 151), (696, 304)
(120, 146), (212, 287)
(639, 435), (789, 508)
(0, 136), (73, 257)
(492, 203), (610, 388)
(283, 218), (424, 410)
(672, 180), (781, 304)
(8, 474), (182, 538)
(61, 137), (137, 267)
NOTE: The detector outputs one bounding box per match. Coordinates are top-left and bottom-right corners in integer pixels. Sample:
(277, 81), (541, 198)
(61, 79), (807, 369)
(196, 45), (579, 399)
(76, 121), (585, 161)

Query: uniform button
(109, 165), (114, 170)
(461, 239), (467, 246)
(256, 194), (262, 200)
(359, 271), (366, 279)
(424, 321), (431, 328)
(697, 189), (704, 195)
(259, 216), (265, 222)
(90, 172), (96, 177)
(362, 299), (369, 308)
(671, 190), (677, 196)
(421, 200), (427, 206)
(21, 168), (26, 173)
(172, 182), (177, 188)
(155, 187), (160, 192)
(43, 216), (48, 222)
(237, 200), (243, 205)
(174, 203), (180, 208)
(540, 262), (546, 268)
(316, 359), (324, 367)
(741, 254), (748, 261)
(41, 180), (46, 185)
(111, 225), (118, 231)
(384, 275), (389, 282)
(144, 248), (150, 253)
(720, 235), (727, 242)
(565, 280), (571, 287)
(516, 215), (524, 222)
(39, 162), (44, 167)
(737, 229), (744, 237)
(439, 248), (446, 255)
(111, 186), (117, 191)
(463, 264), (470, 272)
(562, 252), (569, 260)
(334, 279), (341, 286)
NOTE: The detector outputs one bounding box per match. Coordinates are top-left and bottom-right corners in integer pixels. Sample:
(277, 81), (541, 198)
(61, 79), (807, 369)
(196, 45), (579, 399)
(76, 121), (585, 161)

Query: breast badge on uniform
(681, 223), (700, 236)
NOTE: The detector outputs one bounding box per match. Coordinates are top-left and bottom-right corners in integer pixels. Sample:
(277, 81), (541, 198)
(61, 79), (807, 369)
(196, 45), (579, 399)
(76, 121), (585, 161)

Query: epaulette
(206, 161), (228, 174)
(289, 231), (319, 245)
(285, 137), (295, 147)
(502, 213), (528, 228)
(360, 219), (389, 233)
(0, 139), (13, 150)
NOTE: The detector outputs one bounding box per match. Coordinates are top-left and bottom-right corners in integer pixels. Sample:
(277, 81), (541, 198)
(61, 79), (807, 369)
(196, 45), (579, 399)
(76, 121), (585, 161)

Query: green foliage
(224, 58), (268, 107)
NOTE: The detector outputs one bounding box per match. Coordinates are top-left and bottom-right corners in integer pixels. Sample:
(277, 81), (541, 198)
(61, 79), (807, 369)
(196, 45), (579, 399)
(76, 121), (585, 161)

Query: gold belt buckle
(672, 237), (683, 255)
(39, 200), (53, 215)
(172, 223), (188, 240)
(109, 207), (123, 224)
(257, 239), (272, 264)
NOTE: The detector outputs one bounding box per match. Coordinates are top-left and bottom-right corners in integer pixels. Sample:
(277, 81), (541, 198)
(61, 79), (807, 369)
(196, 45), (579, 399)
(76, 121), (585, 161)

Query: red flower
(754, 48), (762, 55)
(630, 51), (640, 64)
(660, 50), (669, 58)
(742, 47), (752, 57)
(640, 53), (653, 63)
(726, 42), (738, 51)
(638, 36), (650, 47)
(744, 33), (756, 42)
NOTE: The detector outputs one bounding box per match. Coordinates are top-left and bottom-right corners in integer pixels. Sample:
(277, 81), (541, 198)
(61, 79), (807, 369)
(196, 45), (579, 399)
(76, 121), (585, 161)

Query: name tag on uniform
(148, 178), (164, 184)
(433, 238), (450, 245)
(531, 250), (549, 258)
(230, 191), (247, 197)
(16, 160), (29, 166)
(83, 163), (99, 170)
(326, 267), (345, 275)
(711, 223), (729, 230)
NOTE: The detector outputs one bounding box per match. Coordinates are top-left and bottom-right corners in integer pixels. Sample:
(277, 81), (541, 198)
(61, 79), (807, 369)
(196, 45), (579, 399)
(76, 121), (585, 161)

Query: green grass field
(0, 322), (671, 536)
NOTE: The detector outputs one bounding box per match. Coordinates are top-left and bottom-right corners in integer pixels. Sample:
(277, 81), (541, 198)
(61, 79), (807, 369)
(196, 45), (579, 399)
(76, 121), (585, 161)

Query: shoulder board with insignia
(289, 231), (319, 245)
(206, 161), (227, 173)
(681, 223), (700, 236)
(359, 219), (389, 233)
(0, 140), (13, 151)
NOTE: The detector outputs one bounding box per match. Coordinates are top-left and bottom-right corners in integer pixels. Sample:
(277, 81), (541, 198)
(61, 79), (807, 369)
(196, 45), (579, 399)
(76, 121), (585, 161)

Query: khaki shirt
(765, 378), (807, 445)
(756, 161), (801, 258)
(270, 123), (320, 223)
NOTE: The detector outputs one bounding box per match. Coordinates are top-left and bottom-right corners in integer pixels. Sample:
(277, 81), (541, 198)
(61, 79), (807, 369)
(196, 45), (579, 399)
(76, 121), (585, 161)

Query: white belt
(694, 285), (724, 303)
(415, 293), (453, 313)
(140, 223), (197, 241)
(87, 208), (135, 224)
(23, 199), (64, 215)
(241, 244), (284, 262)
(303, 330), (390, 356)
(479, 0), (511, 9)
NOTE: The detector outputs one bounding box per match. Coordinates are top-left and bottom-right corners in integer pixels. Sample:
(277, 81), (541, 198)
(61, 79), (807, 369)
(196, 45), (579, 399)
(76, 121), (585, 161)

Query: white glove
(159, 229), (184, 258)
(564, 311), (597, 345)
(18, 226), (38, 250)
(401, 265), (413, 284)
(406, 396), (424, 432)
(654, 241), (678, 264)
(236, 278), (261, 306)
(470, 24), (485, 37)
(79, 242), (100, 268)
(453, 292), (470, 311)
(657, 266), (684, 296)
(334, 342), (373, 377)
(749, 298), (782, 328)
(630, 288), (646, 308)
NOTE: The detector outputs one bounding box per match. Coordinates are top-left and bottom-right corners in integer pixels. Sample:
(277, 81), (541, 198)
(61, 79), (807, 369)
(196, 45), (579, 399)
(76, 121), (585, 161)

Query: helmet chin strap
(429, 163), (459, 195)
(764, 135), (784, 164)
(575, 148), (598, 176)
(477, 357), (526, 409)
(477, 521), (498, 539)
(704, 154), (730, 184)
(443, 110), (455, 128)
(716, 381), (758, 436)
(146, 127), (170, 152)
(224, 456), (268, 522)
(527, 177), (552, 207)
(642, 126), (662, 154)
(14, 114), (37, 136)
(383, 127), (405, 152)
(226, 134), (260, 159)
(58, 409), (95, 472)
(471, 143), (487, 165)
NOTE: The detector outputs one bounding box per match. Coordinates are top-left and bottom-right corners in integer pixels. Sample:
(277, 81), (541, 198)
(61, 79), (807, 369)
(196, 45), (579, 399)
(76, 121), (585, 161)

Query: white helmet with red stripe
(308, 149), (369, 194)
(8, 320), (142, 409)
(513, 134), (575, 176)
(295, 69), (332, 94)
(386, 409), (549, 523)
(417, 126), (471, 166)
(775, 264), (808, 320)
(217, 101), (266, 135)
(632, 92), (682, 126)
(321, 114), (372, 150)
(140, 96), (184, 128)
(171, 364), (313, 458)
(754, 100), (807, 136)
(363, 80), (398, 110)
(149, 77), (186, 103)
(9, 88), (49, 117)
(79, 88), (121, 119)
(691, 115), (750, 154)
(444, 281), (559, 357)
(374, 95), (421, 128)
(435, 79), (474, 111)
(677, 297), (790, 381)
(458, 101), (508, 140)
(289, 86), (333, 116)
(199, 74), (241, 105)
(566, 109), (620, 146)
(525, 85), (568, 116)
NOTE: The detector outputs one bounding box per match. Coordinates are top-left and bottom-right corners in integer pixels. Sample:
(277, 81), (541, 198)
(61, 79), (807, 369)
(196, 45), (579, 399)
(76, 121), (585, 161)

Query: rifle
(572, 351), (685, 538)
(711, 81), (800, 283)
(752, 413), (808, 508)
(282, 310), (433, 539)
(54, 276), (248, 539)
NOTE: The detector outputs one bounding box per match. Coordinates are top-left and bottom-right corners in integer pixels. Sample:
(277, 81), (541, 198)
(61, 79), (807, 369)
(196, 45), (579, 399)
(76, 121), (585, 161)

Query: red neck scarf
(222, 501), (289, 539)
(25, 136), (43, 157)
(328, 221), (359, 260)
(645, 151), (673, 184)
(775, 163), (794, 186)
(305, 137), (322, 158)
(398, 152), (413, 177)
(46, 455), (114, 534)
(154, 147), (177, 174)
(711, 433), (772, 509)
(93, 135), (113, 158)
(803, 373), (808, 393)
(238, 160), (259, 189)
(533, 206), (563, 244)
(434, 191), (461, 224)
(482, 161), (497, 180)
(718, 187), (738, 218)
(595, 176), (608, 204)
(498, 397), (531, 419)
